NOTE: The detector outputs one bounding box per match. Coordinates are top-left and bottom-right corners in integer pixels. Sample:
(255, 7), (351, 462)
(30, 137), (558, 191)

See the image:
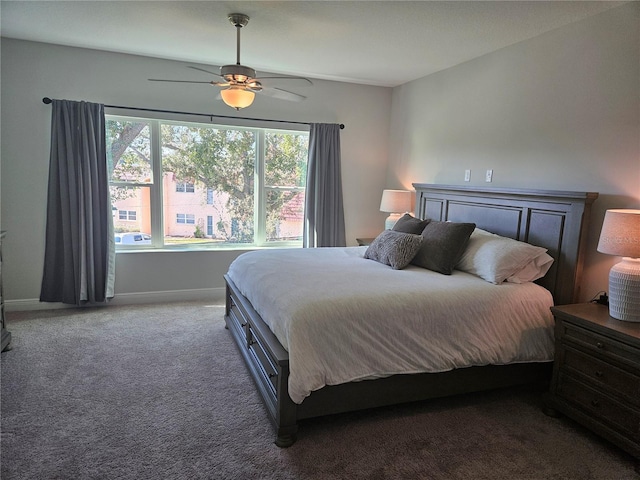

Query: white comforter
(226, 246), (555, 404)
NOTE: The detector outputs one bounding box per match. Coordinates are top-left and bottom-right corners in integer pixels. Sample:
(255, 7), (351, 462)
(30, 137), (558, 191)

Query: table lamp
(380, 190), (411, 230)
(596, 209), (640, 322)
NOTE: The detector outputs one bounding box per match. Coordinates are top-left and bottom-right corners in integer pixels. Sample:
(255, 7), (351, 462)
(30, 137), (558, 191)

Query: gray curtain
(303, 123), (346, 247)
(40, 100), (115, 305)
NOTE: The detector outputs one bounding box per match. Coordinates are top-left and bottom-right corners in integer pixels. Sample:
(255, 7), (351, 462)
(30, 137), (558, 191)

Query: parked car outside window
(114, 232), (152, 245)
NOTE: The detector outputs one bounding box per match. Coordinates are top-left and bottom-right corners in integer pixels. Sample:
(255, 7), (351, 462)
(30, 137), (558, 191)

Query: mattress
(226, 246), (555, 404)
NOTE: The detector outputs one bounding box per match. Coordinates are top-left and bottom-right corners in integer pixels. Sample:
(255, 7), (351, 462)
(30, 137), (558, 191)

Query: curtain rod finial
(339, 124), (344, 130)
(42, 97), (52, 104)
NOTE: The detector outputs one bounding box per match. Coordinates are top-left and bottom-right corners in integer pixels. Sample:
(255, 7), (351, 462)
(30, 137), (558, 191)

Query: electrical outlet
(464, 170), (471, 182)
(485, 169), (493, 182)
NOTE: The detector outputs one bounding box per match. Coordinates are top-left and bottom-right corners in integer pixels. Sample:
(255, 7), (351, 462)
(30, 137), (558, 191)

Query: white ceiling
(0, 1), (627, 87)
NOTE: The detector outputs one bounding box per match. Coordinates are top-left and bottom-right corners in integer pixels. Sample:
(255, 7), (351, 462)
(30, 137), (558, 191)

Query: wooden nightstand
(544, 303), (640, 469)
(356, 237), (376, 246)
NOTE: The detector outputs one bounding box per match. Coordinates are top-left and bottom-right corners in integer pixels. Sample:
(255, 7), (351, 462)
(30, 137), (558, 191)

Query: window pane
(160, 124), (256, 246)
(266, 189), (305, 242)
(106, 120), (152, 183)
(111, 185), (152, 245)
(265, 132), (308, 188)
(265, 132), (308, 242)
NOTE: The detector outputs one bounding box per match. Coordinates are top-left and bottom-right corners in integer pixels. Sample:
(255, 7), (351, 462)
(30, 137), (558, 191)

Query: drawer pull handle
(268, 373), (276, 378)
(249, 340), (256, 346)
(594, 370), (603, 378)
(596, 342), (604, 349)
(591, 399), (600, 407)
(240, 323), (247, 328)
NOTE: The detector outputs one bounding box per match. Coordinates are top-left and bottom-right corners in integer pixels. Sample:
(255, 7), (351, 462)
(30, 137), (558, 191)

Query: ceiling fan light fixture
(149, 12), (311, 107)
(220, 86), (255, 110)
(220, 64), (256, 83)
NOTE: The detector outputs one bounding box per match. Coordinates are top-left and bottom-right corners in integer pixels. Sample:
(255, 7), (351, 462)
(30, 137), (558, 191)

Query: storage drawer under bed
(227, 295), (278, 397)
(248, 326), (279, 397)
(224, 277), (290, 405)
(226, 296), (248, 341)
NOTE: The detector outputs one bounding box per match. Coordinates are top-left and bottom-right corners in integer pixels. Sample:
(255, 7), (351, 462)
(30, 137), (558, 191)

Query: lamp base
(384, 213), (403, 230)
(608, 258), (640, 322)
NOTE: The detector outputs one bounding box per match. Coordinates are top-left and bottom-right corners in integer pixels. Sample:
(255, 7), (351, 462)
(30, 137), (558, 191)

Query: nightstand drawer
(561, 321), (640, 369)
(558, 373), (640, 441)
(561, 345), (640, 406)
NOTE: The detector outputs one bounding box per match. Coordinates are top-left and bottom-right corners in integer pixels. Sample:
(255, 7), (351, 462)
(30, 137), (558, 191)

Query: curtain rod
(41, 97), (344, 129)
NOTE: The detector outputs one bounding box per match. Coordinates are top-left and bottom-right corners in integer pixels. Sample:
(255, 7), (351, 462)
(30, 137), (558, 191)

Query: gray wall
(0, 39), (391, 308)
(388, 2), (640, 302)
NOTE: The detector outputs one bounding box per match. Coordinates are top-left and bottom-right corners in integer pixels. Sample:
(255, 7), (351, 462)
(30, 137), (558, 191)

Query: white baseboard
(5, 288), (226, 312)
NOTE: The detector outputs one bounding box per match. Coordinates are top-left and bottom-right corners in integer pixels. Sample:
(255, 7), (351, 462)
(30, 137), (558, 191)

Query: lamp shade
(597, 209), (640, 257)
(597, 209), (640, 322)
(220, 86), (255, 110)
(379, 189), (412, 230)
(379, 190), (411, 213)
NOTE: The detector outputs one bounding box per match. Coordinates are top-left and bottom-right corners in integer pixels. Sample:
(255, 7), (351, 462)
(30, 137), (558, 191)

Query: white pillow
(456, 228), (553, 284)
(505, 252), (554, 284)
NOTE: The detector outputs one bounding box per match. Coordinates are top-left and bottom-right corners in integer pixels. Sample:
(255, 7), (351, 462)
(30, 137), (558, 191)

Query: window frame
(107, 114), (309, 251)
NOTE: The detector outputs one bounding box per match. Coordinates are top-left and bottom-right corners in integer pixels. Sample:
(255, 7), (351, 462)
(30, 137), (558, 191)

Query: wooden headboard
(413, 184), (598, 305)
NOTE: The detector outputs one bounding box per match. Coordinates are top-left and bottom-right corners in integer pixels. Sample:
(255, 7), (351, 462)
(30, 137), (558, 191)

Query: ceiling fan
(149, 13), (312, 110)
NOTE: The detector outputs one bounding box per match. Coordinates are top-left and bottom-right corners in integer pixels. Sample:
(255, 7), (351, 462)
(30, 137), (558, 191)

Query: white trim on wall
(5, 288), (226, 311)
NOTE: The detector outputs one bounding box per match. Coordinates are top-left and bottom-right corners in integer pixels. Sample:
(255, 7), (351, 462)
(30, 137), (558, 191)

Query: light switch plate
(485, 169), (493, 182)
(464, 170), (471, 182)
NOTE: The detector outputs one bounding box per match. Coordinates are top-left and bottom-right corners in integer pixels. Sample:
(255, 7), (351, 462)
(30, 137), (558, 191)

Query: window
(176, 213), (195, 225)
(207, 216), (214, 236)
(106, 116), (309, 249)
(176, 182), (195, 193)
(118, 210), (137, 221)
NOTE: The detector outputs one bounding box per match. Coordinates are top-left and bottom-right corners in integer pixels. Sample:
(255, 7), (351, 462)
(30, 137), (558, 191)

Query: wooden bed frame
(224, 184), (598, 447)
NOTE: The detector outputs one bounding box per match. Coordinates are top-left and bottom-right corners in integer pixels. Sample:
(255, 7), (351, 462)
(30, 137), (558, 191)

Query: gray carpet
(1, 302), (637, 480)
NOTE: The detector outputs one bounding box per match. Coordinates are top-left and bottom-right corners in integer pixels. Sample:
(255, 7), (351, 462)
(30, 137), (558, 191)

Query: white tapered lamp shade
(597, 209), (640, 322)
(380, 190), (412, 230)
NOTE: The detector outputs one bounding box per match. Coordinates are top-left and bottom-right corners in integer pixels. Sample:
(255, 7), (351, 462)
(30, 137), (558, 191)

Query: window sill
(115, 243), (303, 254)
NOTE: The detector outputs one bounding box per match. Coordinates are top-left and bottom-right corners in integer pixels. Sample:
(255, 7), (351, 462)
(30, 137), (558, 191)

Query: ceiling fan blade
(256, 76), (313, 86)
(187, 65), (224, 78)
(148, 79), (228, 86)
(149, 79), (212, 84)
(257, 87), (307, 102)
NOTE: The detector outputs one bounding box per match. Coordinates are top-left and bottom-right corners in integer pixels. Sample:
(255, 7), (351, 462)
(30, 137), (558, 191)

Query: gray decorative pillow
(392, 214), (431, 234)
(364, 230), (423, 270)
(411, 221), (476, 274)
